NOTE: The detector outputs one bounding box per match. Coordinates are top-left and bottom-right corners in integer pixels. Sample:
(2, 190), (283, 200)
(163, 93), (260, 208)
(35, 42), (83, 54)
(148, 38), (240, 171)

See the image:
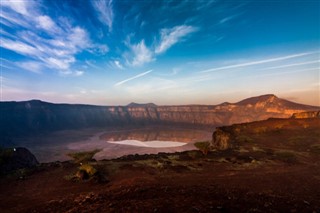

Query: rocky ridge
(0, 95), (319, 144)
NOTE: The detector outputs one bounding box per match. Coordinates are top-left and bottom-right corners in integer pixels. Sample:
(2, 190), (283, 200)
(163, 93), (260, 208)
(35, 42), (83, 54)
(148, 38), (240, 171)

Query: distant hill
(127, 102), (157, 108)
(0, 94), (319, 145)
(236, 94), (313, 109)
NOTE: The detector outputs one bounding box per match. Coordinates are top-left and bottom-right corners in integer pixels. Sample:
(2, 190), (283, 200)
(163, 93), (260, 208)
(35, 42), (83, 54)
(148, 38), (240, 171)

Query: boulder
(0, 147), (39, 175)
(211, 128), (233, 150)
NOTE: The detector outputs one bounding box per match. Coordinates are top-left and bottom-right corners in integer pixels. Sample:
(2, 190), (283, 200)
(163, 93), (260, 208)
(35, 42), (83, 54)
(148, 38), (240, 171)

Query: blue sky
(0, 0), (319, 105)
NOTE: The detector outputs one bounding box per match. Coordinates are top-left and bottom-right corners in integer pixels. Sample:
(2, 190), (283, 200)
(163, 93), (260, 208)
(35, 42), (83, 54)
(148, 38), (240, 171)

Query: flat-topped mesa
(127, 102), (157, 108)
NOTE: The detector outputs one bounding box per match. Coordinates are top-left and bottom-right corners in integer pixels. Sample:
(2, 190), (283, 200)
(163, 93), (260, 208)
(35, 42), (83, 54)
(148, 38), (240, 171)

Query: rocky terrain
(0, 114), (319, 212)
(1, 94), (318, 146)
(211, 110), (320, 150)
(292, 110), (320, 118)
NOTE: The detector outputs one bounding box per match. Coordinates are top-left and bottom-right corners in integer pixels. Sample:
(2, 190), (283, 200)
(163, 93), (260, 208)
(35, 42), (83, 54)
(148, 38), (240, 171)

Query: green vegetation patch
(187, 150), (203, 159)
(236, 135), (254, 143)
(310, 144), (320, 154)
(288, 136), (307, 145)
(253, 126), (267, 134)
(251, 146), (264, 152)
(274, 150), (298, 163)
(194, 141), (211, 156)
(79, 164), (97, 176)
(0, 148), (14, 165)
(67, 149), (101, 163)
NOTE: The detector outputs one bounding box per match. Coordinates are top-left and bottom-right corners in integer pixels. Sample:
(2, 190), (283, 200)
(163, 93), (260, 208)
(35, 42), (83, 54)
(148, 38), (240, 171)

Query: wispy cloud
(35, 15), (61, 34)
(74, 70), (84, 76)
(85, 60), (101, 70)
(130, 40), (154, 67)
(115, 70), (153, 86)
(155, 25), (198, 54)
(0, 64), (15, 70)
(219, 16), (233, 24)
(0, 1), (108, 75)
(126, 25), (197, 67)
(0, 0), (35, 16)
(0, 58), (16, 70)
(1, 37), (39, 56)
(0, 8), (30, 28)
(58, 69), (85, 77)
(262, 60), (320, 70)
(258, 68), (319, 78)
(199, 52), (317, 73)
(0, 58), (14, 63)
(44, 57), (75, 70)
(91, 0), (114, 31)
(16, 61), (43, 73)
(114, 60), (124, 69)
(219, 12), (243, 25)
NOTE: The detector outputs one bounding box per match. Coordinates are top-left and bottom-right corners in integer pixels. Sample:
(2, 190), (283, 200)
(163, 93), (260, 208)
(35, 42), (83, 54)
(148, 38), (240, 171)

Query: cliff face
(211, 114), (320, 150)
(124, 95), (319, 126)
(0, 95), (319, 141)
(291, 111), (320, 119)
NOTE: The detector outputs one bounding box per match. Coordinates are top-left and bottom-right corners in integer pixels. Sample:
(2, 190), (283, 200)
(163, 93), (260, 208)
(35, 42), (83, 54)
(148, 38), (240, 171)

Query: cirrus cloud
(91, 0), (114, 31)
(155, 25), (198, 54)
(126, 25), (197, 67)
(0, 0), (108, 75)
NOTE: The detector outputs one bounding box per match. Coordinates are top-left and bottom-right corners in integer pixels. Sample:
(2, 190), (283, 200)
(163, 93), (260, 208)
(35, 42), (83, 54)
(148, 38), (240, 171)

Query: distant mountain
(1, 94), (319, 144)
(127, 102), (157, 108)
(236, 94), (312, 109)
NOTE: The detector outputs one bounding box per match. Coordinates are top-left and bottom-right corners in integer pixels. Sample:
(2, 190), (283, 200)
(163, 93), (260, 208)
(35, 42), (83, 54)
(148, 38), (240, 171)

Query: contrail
(115, 69), (153, 86)
(262, 60), (320, 70)
(199, 51), (318, 73)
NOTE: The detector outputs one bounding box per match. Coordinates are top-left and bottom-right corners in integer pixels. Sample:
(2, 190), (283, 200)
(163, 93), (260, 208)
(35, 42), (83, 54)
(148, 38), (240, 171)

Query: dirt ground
(0, 149), (319, 213)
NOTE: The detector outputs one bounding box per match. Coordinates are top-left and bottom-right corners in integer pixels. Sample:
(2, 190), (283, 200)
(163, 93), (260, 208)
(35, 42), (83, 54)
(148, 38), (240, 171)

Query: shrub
(187, 150), (202, 159)
(67, 149), (101, 163)
(79, 164), (97, 176)
(275, 151), (297, 163)
(0, 148), (14, 165)
(236, 135), (254, 143)
(254, 127), (267, 134)
(310, 144), (320, 154)
(66, 164), (98, 181)
(288, 136), (306, 145)
(194, 141), (211, 156)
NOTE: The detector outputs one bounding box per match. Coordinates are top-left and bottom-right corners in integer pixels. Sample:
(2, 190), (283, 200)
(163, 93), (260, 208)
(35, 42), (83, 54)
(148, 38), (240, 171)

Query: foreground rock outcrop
(0, 147), (39, 175)
(211, 112), (320, 150)
(211, 128), (233, 150)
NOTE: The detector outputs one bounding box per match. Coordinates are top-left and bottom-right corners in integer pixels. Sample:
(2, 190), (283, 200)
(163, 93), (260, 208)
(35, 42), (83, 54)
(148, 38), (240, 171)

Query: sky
(0, 0), (319, 106)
